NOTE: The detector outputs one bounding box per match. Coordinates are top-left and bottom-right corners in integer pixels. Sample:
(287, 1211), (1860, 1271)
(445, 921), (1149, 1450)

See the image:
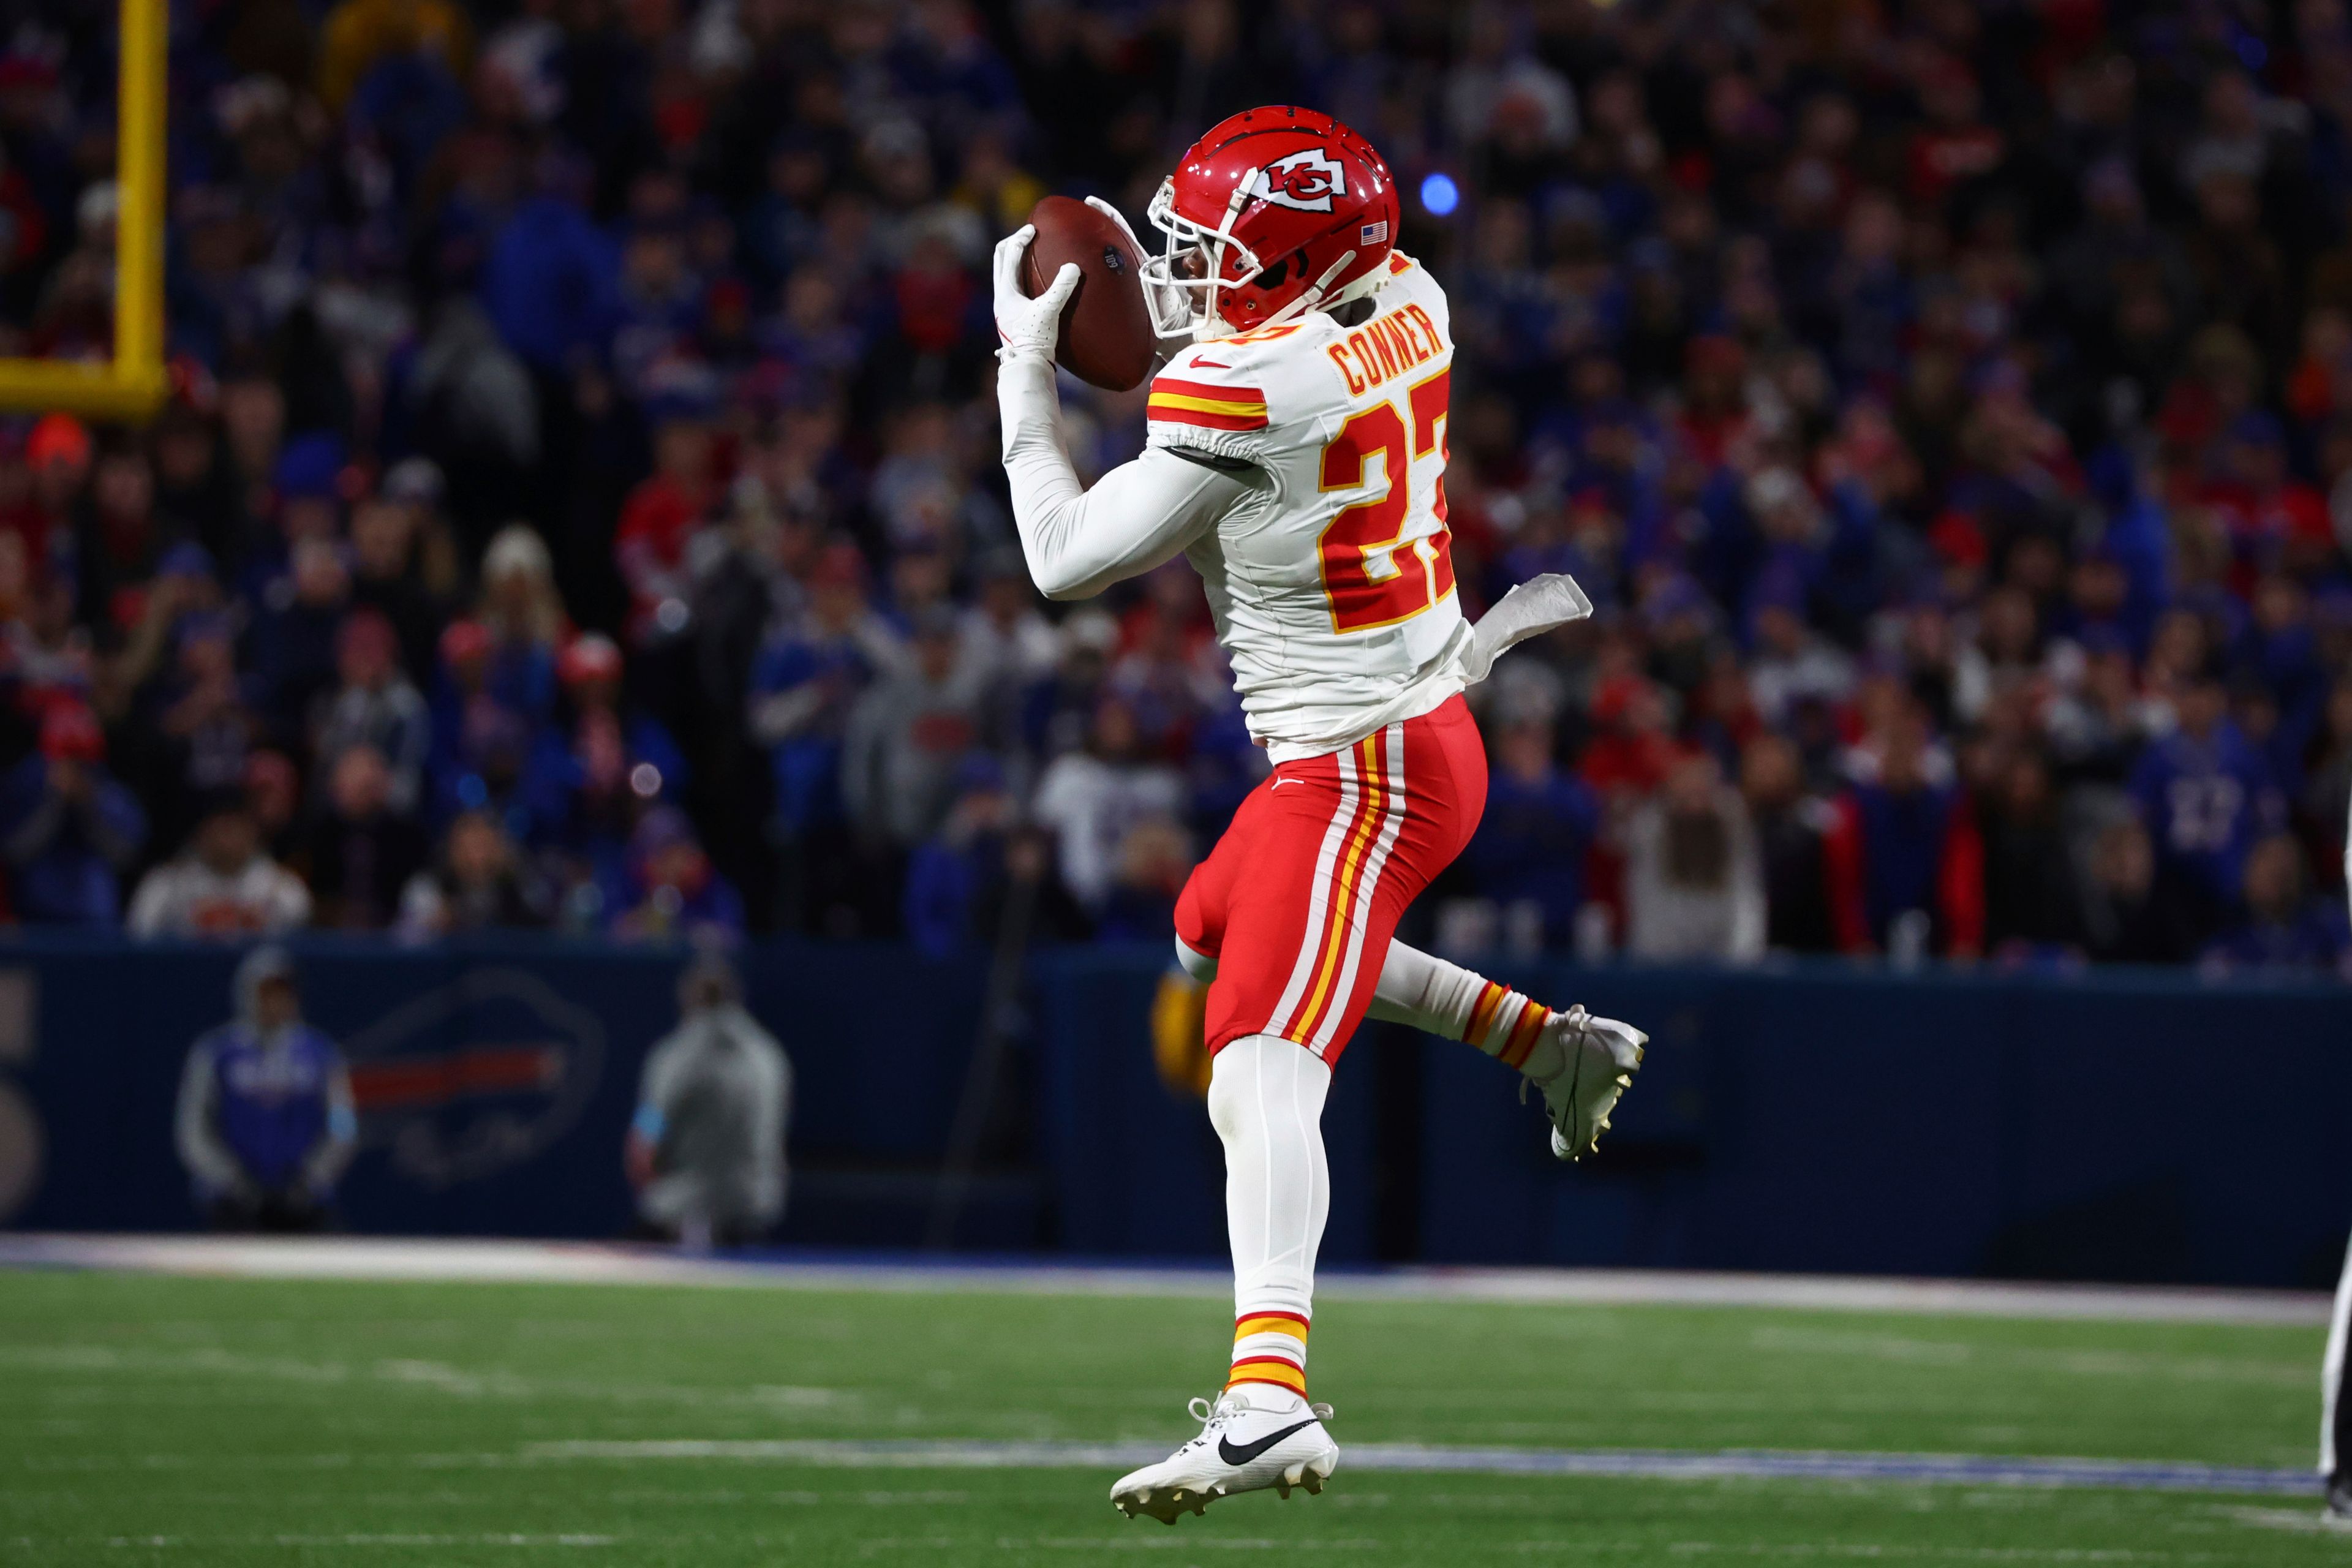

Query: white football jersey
(1144, 254), (1470, 762)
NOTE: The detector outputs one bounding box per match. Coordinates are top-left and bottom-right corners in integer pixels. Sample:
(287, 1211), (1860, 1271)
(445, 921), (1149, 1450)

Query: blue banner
(5, 936), (2350, 1288)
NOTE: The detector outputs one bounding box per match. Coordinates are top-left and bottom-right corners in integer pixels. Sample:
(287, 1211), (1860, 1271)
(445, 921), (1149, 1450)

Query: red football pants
(1176, 694), (1487, 1066)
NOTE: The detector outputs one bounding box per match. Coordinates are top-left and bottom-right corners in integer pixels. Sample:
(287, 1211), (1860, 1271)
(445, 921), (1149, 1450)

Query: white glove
(992, 224), (1081, 365)
(1461, 572), (1594, 682)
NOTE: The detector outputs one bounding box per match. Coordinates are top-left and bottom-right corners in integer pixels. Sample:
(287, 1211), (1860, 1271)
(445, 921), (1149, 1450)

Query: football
(1020, 194), (1156, 392)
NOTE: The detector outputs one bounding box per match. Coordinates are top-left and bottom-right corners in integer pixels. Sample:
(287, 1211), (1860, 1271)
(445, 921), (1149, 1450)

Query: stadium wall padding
(0, 936), (994, 1242)
(1032, 949), (2352, 1290)
(4, 936), (2350, 1288)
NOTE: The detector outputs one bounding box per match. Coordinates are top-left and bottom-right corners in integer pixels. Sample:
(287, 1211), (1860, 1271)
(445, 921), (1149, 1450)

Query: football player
(992, 107), (1648, 1522)
(2322, 793), (2352, 1521)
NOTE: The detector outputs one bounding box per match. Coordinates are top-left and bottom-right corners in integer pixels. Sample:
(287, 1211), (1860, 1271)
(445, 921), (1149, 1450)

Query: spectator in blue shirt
(2130, 672), (2285, 941)
(609, 805), (746, 944)
(534, 631), (688, 884)
(481, 160), (619, 374)
(173, 946), (356, 1231)
(903, 753), (1017, 957)
(2201, 834), (2351, 974)
(1459, 715), (1601, 949)
(747, 543), (903, 840)
(0, 704), (147, 925)
(1823, 714), (1985, 959)
(233, 433), (344, 611)
(245, 536), (353, 745)
(428, 617), (568, 842)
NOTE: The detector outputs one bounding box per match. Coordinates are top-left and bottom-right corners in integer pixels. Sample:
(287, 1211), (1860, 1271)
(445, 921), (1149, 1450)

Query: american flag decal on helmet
(1360, 221), (1389, 245)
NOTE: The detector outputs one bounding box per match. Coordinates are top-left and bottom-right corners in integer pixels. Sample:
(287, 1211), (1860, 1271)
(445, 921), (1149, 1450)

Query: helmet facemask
(1144, 176), (1382, 342)
(1142, 178), (1264, 342)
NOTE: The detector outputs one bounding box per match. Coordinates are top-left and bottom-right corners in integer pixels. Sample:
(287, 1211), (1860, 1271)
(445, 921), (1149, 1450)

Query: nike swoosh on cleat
(1217, 1419), (1319, 1467)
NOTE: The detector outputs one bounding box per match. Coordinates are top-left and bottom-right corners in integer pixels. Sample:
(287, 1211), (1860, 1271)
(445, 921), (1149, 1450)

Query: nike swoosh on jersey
(1217, 1418), (1320, 1467)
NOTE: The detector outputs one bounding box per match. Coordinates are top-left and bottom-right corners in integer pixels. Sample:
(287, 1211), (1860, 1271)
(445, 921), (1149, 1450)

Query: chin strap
(1258, 251), (1360, 334)
(1194, 249), (1388, 343)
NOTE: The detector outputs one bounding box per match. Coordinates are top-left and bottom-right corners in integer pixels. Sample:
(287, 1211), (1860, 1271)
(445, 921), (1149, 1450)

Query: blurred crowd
(4, 0), (2352, 971)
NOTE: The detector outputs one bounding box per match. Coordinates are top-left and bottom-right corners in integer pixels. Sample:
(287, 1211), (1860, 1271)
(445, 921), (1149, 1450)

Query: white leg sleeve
(1207, 1034), (1331, 1320)
(2325, 1229), (2352, 1475)
(1365, 938), (1488, 1040)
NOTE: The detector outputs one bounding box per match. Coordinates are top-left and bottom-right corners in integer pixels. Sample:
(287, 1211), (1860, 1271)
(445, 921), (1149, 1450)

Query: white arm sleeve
(997, 355), (1249, 600)
(174, 1041), (247, 1195)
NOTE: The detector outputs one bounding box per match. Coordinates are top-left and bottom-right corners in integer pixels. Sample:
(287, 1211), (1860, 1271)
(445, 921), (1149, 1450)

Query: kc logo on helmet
(1248, 149), (1347, 213)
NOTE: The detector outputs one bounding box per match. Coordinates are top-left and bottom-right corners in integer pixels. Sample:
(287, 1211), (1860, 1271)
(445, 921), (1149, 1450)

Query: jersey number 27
(1316, 368), (1458, 633)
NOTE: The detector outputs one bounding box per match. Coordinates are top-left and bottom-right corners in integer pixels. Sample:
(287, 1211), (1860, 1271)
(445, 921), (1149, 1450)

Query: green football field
(1, 1262), (2344, 1566)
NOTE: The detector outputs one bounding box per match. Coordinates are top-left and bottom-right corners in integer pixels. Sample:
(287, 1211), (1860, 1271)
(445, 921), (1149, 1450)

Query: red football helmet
(1142, 107), (1401, 341)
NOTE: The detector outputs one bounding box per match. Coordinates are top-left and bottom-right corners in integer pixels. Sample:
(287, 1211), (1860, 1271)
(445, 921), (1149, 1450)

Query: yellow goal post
(0, 0), (166, 421)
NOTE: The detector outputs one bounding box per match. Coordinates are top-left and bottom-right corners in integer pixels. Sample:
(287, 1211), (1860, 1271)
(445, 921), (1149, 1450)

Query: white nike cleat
(1520, 1005), (1646, 1161)
(1109, 1384), (1339, 1523)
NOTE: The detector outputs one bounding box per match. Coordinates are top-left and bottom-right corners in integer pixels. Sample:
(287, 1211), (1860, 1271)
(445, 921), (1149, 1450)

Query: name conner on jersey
(998, 252), (1477, 764)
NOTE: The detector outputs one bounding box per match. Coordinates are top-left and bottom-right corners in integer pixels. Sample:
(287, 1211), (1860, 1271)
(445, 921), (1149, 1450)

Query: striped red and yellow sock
(1227, 1310), (1310, 1396)
(1465, 980), (1548, 1071)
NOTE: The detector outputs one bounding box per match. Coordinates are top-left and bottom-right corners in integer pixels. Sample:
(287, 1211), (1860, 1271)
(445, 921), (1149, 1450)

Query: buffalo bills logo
(1248, 149), (1347, 213)
(342, 969), (605, 1188)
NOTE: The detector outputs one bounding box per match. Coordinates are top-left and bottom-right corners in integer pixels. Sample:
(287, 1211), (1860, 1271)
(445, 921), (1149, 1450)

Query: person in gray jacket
(839, 605), (989, 847)
(624, 950), (791, 1248)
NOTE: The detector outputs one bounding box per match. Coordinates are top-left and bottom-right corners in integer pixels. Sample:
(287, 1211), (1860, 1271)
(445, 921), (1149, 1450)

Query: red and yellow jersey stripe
(1147, 377), (1269, 431)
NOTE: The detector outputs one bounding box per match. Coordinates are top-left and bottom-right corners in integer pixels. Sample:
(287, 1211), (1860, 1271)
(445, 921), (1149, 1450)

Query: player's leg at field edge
(1106, 1025), (1341, 1521)
(2323, 1223), (2352, 1515)
(2329, 807), (2352, 1520)
(1210, 1033), (1328, 1396)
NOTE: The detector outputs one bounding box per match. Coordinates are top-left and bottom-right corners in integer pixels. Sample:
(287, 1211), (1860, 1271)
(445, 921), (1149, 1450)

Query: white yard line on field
(33, 1536), (619, 1550)
(0, 1234), (2328, 1327)
(522, 1437), (2321, 1498)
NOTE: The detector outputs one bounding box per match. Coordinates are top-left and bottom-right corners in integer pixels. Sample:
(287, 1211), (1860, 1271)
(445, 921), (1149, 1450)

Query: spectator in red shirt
(614, 396), (715, 646)
(1581, 673), (1689, 804)
(72, 437), (174, 644)
(1906, 58), (2003, 209)
(2203, 410), (2331, 577)
(15, 413), (88, 575)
